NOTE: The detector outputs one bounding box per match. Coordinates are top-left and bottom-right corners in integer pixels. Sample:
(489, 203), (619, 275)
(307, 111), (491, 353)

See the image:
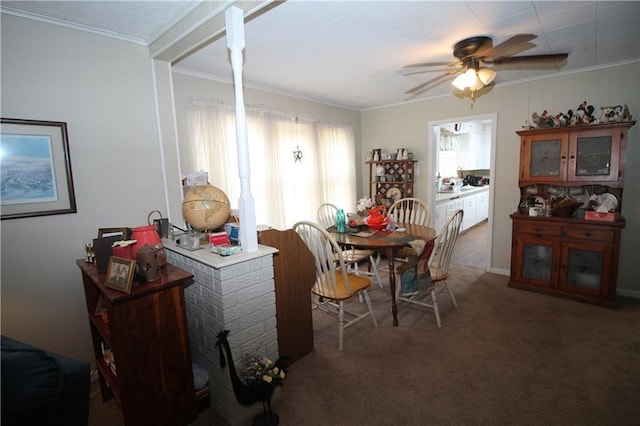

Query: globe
(182, 185), (231, 231)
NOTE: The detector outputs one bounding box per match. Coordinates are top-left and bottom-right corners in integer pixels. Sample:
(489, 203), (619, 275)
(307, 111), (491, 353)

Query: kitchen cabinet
(516, 122), (633, 188)
(78, 260), (203, 425)
(452, 122), (491, 170)
(367, 159), (416, 204)
(445, 197), (463, 218)
(435, 186), (488, 233)
(476, 190), (489, 221)
(461, 195), (477, 231)
(433, 203), (446, 233)
(510, 121), (635, 306)
(509, 216), (622, 306)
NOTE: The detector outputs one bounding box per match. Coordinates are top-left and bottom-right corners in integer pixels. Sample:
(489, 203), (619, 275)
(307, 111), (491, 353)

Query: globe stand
(252, 400), (279, 426)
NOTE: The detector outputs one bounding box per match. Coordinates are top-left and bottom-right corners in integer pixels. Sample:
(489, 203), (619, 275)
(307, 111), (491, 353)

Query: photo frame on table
(97, 227), (131, 240)
(0, 118), (77, 220)
(105, 257), (136, 294)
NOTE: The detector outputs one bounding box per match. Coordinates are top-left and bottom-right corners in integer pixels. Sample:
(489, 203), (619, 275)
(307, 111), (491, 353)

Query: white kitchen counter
(436, 185), (489, 203)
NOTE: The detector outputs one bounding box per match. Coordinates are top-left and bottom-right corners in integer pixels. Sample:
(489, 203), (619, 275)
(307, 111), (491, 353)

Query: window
(186, 102), (356, 229)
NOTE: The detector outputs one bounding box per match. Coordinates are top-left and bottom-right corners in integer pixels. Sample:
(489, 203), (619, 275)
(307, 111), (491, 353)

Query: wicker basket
(551, 206), (577, 217)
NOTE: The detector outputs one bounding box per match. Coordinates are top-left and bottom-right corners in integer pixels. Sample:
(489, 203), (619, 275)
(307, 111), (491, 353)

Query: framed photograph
(1, 118), (77, 220)
(105, 256), (136, 294)
(98, 227), (131, 240)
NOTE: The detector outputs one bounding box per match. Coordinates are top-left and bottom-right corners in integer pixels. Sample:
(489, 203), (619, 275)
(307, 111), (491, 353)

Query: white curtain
(186, 101), (356, 230)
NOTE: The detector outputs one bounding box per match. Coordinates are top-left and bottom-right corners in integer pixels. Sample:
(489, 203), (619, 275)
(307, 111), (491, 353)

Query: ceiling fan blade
(403, 68), (461, 76)
(472, 37), (494, 58)
(405, 71), (458, 94)
(480, 33), (538, 59)
(406, 73), (458, 98)
(490, 53), (568, 64)
(404, 60), (461, 68)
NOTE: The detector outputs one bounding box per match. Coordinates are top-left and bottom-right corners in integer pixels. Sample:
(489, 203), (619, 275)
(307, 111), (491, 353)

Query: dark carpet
(89, 264), (640, 425)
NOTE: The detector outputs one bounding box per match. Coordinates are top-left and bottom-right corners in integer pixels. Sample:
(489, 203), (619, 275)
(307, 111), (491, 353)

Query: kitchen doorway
(428, 113), (496, 271)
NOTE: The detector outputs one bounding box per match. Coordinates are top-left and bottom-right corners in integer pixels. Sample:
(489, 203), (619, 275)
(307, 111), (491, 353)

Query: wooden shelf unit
(509, 121), (635, 306)
(78, 260), (203, 425)
(367, 159), (416, 204)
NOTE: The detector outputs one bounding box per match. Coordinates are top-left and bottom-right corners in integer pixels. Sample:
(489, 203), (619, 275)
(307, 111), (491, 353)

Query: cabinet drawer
(562, 227), (614, 242)
(446, 199), (463, 216)
(515, 221), (562, 237)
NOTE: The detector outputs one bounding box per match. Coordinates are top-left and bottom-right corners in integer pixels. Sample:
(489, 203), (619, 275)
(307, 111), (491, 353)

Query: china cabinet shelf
(367, 159), (416, 204)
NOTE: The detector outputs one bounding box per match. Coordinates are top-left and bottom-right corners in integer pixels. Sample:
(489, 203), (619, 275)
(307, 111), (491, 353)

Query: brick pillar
(166, 247), (278, 425)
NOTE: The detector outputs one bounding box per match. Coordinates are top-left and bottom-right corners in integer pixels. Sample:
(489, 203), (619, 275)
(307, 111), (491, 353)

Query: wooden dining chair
(396, 209), (463, 327)
(317, 203), (382, 288)
(379, 197), (432, 266)
(388, 197), (431, 226)
(293, 221), (378, 351)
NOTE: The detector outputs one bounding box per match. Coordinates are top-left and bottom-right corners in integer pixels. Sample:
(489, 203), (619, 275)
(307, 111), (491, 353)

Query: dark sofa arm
(1, 335), (90, 426)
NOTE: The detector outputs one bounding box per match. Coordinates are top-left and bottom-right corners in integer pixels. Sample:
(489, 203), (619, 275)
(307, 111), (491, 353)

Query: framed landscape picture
(0, 118), (77, 220)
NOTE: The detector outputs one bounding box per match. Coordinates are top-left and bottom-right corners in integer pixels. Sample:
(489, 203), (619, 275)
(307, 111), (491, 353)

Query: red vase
(131, 225), (166, 268)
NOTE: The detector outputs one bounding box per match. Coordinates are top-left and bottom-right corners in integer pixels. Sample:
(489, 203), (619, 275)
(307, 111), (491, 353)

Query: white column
(226, 6), (258, 252)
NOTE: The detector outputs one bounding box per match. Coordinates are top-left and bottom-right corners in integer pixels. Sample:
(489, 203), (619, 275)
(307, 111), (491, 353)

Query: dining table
(329, 223), (437, 326)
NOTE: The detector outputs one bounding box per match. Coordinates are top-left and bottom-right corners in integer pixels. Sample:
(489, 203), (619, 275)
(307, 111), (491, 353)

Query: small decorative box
(212, 244), (243, 256)
(209, 231), (230, 246)
(584, 211), (621, 222)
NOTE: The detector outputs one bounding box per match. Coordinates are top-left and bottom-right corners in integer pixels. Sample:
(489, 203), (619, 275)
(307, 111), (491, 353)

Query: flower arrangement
(356, 196), (374, 214)
(239, 353), (286, 386)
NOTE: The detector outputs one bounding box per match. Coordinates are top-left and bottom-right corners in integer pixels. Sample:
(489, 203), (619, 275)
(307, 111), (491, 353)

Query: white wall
(362, 62), (640, 294)
(1, 14), (167, 361)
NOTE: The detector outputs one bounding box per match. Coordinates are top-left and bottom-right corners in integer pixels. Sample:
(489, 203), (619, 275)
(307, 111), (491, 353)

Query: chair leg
(431, 288), (442, 328)
(362, 289), (378, 328)
(338, 301), (345, 351)
(352, 263), (366, 303)
(445, 280), (458, 308)
(369, 255), (383, 288)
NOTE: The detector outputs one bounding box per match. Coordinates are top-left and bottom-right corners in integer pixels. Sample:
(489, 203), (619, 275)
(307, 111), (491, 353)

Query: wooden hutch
(367, 159), (416, 205)
(509, 121), (635, 306)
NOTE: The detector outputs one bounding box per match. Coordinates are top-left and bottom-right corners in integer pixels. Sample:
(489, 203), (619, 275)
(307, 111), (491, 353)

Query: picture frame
(0, 118), (77, 220)
(105, 256), (136, 294)
(97, 227), (131, 240)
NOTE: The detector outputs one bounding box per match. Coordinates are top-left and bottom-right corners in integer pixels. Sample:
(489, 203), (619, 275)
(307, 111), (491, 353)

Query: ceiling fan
(404, 34), (568, 99)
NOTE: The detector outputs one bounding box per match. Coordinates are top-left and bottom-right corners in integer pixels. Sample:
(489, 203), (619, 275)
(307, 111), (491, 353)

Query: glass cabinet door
(530, 139), (562, 177)
(515, 236), (558, 288)
(522, 133), (568, 183)
(522, 243), (553, 280)
(575, 136), (611, 176)
(559, 242), (611, 296)
(568, 128), (621, 183)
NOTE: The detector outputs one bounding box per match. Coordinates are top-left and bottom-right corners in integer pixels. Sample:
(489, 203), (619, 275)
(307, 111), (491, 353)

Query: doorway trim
(427, 112), (497, 271)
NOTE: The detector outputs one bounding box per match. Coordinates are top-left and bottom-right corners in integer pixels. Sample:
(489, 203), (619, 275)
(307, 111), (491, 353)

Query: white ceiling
(2, 1), (639, 110)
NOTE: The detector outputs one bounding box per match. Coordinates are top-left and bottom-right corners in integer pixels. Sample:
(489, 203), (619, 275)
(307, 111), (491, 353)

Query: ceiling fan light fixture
(477, 67), (496, 85)
(452, 68), (478, 90)
(451, 73), (467, 90)
(471, 77), (485, 92)
(407, 34), (568, 99)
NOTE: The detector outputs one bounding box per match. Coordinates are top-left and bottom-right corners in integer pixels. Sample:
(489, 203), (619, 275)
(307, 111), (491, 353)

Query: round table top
(328, 223), (436, 250)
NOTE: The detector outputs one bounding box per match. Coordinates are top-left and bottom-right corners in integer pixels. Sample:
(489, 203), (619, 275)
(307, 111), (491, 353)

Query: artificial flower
(357, 196), (374, 214)
(239, 353), (286, 385)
